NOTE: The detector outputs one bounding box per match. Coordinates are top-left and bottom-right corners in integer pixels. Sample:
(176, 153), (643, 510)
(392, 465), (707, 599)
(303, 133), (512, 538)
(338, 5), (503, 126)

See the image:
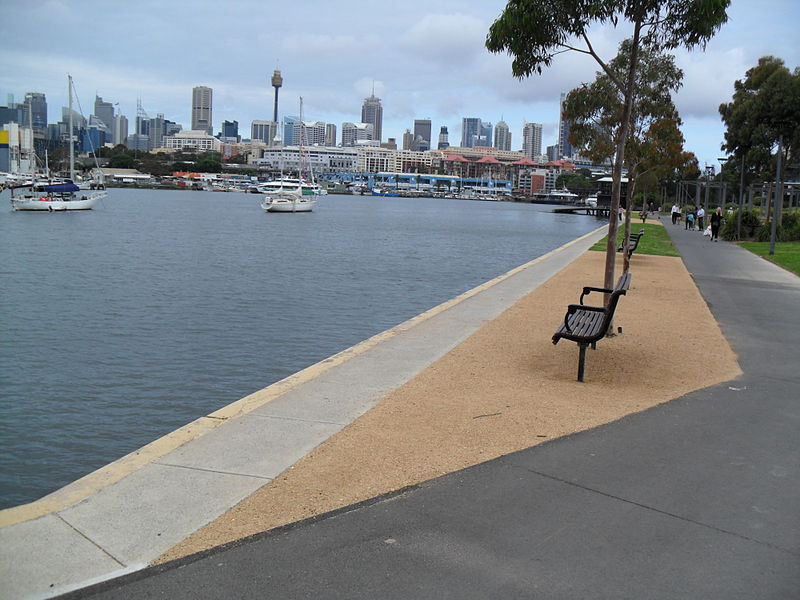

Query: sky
(1, 0), (798, 170)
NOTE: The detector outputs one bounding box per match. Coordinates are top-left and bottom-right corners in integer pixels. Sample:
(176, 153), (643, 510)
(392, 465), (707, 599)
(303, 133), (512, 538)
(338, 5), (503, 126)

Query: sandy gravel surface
(158, 234), (741, 563)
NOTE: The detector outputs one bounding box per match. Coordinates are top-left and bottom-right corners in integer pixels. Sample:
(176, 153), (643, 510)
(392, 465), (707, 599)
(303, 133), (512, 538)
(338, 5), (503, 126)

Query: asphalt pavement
(60, 223), (800, 599)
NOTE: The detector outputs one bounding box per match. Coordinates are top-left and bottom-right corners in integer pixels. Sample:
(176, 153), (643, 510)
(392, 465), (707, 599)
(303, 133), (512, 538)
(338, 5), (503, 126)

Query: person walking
(710, 207), (723, 242)
(687, 210), (695, 231)
(671, 203), (680, 225)
(696, 206), (705, 231)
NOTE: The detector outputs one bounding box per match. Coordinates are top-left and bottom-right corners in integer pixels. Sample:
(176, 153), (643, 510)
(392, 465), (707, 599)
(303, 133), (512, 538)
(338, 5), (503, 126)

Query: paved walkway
(0, 228), (609, 600)
(58, 223), (799, 599)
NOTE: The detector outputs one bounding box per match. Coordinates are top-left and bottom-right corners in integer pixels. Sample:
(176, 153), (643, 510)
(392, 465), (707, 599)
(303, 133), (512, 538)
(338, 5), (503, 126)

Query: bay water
(0, 189), (600, 508)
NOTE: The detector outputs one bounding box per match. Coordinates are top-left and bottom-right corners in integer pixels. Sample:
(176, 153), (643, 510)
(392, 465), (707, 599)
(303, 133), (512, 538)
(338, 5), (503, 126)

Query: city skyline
(1, 0), (798, 168)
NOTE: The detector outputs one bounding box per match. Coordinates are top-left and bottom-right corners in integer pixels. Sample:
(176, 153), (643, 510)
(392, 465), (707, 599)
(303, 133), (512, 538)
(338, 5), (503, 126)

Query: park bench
(552, 272), (631, 382)
(618, 229), (645, 258)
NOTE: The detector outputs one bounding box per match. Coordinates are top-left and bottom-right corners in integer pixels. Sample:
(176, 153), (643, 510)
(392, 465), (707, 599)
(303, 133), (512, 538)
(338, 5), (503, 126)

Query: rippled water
(0, 188), (600, 508)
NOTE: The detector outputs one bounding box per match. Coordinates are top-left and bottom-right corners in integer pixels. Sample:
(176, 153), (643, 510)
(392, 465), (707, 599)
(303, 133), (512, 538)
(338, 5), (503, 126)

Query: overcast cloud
(1, 0), (797, 168)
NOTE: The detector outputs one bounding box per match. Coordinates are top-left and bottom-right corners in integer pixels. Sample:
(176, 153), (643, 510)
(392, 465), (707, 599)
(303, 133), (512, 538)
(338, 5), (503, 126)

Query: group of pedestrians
(670, 203), (723, 242)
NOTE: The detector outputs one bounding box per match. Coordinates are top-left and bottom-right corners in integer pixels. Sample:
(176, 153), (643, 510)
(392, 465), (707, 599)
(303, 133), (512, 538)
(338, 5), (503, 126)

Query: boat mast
(68, 74), (75, 181)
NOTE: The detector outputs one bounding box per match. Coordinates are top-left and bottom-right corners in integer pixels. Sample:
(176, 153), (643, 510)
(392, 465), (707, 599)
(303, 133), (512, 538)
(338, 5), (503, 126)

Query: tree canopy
(486, 0), (729, 289)
(719, 56), (800, 180)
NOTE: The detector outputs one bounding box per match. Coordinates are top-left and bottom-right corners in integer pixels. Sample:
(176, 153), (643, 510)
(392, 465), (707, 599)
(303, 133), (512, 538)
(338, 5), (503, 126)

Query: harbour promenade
(3, 219), (799, 598)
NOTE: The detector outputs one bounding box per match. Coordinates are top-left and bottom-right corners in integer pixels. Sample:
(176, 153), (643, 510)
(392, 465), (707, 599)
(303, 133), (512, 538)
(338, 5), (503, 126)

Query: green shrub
(754, 212), (800, 242)
(721, 208), (762, 241)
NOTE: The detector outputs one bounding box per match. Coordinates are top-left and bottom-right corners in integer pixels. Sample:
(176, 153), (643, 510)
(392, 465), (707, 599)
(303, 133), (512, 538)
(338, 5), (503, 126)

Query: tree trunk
(623, 177), (636, 273)
(604, 18), (642, 296)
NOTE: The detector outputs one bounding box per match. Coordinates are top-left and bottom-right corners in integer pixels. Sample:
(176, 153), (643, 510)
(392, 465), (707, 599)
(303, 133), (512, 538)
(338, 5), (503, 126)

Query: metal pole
(737, 154), (744, 240)
(769, 134), (783, 256)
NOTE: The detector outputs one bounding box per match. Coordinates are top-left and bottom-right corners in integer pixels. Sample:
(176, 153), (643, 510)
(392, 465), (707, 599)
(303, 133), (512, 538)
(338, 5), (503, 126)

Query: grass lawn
(738, 241), (800, 276)
(590, 221), (680, 257)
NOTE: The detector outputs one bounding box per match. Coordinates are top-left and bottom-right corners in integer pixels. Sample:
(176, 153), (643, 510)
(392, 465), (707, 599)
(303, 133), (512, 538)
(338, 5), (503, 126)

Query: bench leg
(577, 343), (588, 382)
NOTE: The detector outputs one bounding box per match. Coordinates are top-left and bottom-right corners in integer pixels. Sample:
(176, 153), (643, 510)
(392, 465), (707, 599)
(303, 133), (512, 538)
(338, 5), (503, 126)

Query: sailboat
(261, 96), (317, 213)
(9, 75), (108, 211)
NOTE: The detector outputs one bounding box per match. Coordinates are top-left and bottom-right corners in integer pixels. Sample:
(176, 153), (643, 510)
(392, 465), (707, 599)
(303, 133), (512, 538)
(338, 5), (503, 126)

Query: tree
(486, 0), (729, 291)
(108, 153), (136, 169)
(719, 56), (800, 182)
(563, 41), (692, 271)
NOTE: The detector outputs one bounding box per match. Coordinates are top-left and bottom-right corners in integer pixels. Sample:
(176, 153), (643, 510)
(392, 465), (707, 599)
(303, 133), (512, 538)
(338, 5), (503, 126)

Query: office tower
(413, 119), (431, 151)
(221, 120), (239, 140)
(522, 122), (542, 158)
(480, 122), (492, 147)
(113, 114), (128, 146)
(251, 120), (277, 144)
(325, 123), (337, 146)
(271, 70), (282, 123)
(191, 86), (213, 134)
(25, 92), (48, 153)
(557, 93), (573, 159)
(546, 144), (558, 162)
(437, 126), (449, 149)
(148, 113), (165, 149)
(461, 117), (481, 148)
(93, 95), (114, 130)
(341, 122), (373, 146)
(283, 116), (298, 145)
(381, 137), (397, 150)
(361, 92), (382, 142)
(165, 120), (181, 136)
(402, 129), (413, 150)
(494, 121), (511, 151)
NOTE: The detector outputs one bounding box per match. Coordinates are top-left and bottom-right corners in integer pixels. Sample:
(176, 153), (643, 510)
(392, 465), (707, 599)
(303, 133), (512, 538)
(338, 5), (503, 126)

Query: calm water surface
(0, 188), (600, 508)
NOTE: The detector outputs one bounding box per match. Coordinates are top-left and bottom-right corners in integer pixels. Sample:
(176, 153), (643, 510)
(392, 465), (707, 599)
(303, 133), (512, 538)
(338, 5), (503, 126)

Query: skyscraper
(325, 123), (337, 146)
(24, 92), (47, 153)
(494, 121), (511, 151)
(522, 122), (543, 158)
(413, 119), (431, 151)
(341, 122), (374, 146)
(461, 117), (481, 148)
(191, 86), (213, 134)
(437, 126), (449, 149)
(361, 92), (382, 142)
(480, 122), (493, 147)
(251, 120), (277, 144)
(557, 93), (573, 159)
(94, 95), (114, 130)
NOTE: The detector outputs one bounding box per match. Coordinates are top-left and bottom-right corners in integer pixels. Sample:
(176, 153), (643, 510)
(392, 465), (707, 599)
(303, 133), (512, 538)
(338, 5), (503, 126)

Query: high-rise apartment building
(341, 122), (374, 146)
(522, 122), (543, 158)
(413, 119), (431, 151)
(293, 121), (326, 146)
(325, 123), (337, 146)
(361, 93), (382, 142)
(191, 86), (213, 134)
(437, 126), (449, 149)
(557, 93), (573, 159)
(494, 121), (511, 151)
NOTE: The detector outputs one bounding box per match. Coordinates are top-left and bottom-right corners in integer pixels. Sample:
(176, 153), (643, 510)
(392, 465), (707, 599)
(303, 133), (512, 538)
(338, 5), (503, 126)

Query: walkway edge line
(0, 226), (606, 528)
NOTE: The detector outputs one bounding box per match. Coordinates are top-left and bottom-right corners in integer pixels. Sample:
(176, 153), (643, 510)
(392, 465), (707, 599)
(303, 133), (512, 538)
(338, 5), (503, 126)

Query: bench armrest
(580, 286), (612, 304)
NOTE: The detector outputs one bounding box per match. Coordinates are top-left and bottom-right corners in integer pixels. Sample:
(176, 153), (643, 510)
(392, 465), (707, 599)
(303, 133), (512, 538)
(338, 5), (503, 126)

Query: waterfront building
(325, 123), (337, 146)
(252, 145), (358, 174)
(461, 117), (481, 148)
(557, 92), (573, 159)
(413, 119), (432, 151)
(361, 92), (383, 142)
(191, 86), (213, 135)
(437, 126), (449, 149)
(341, 122), (373, 146)
(0, 123), (30, 173)
(251, 120), (278, 144)
(494, 121), (511, 152)
(164, 130), (221, 153)
(522, 122), (542, 158)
